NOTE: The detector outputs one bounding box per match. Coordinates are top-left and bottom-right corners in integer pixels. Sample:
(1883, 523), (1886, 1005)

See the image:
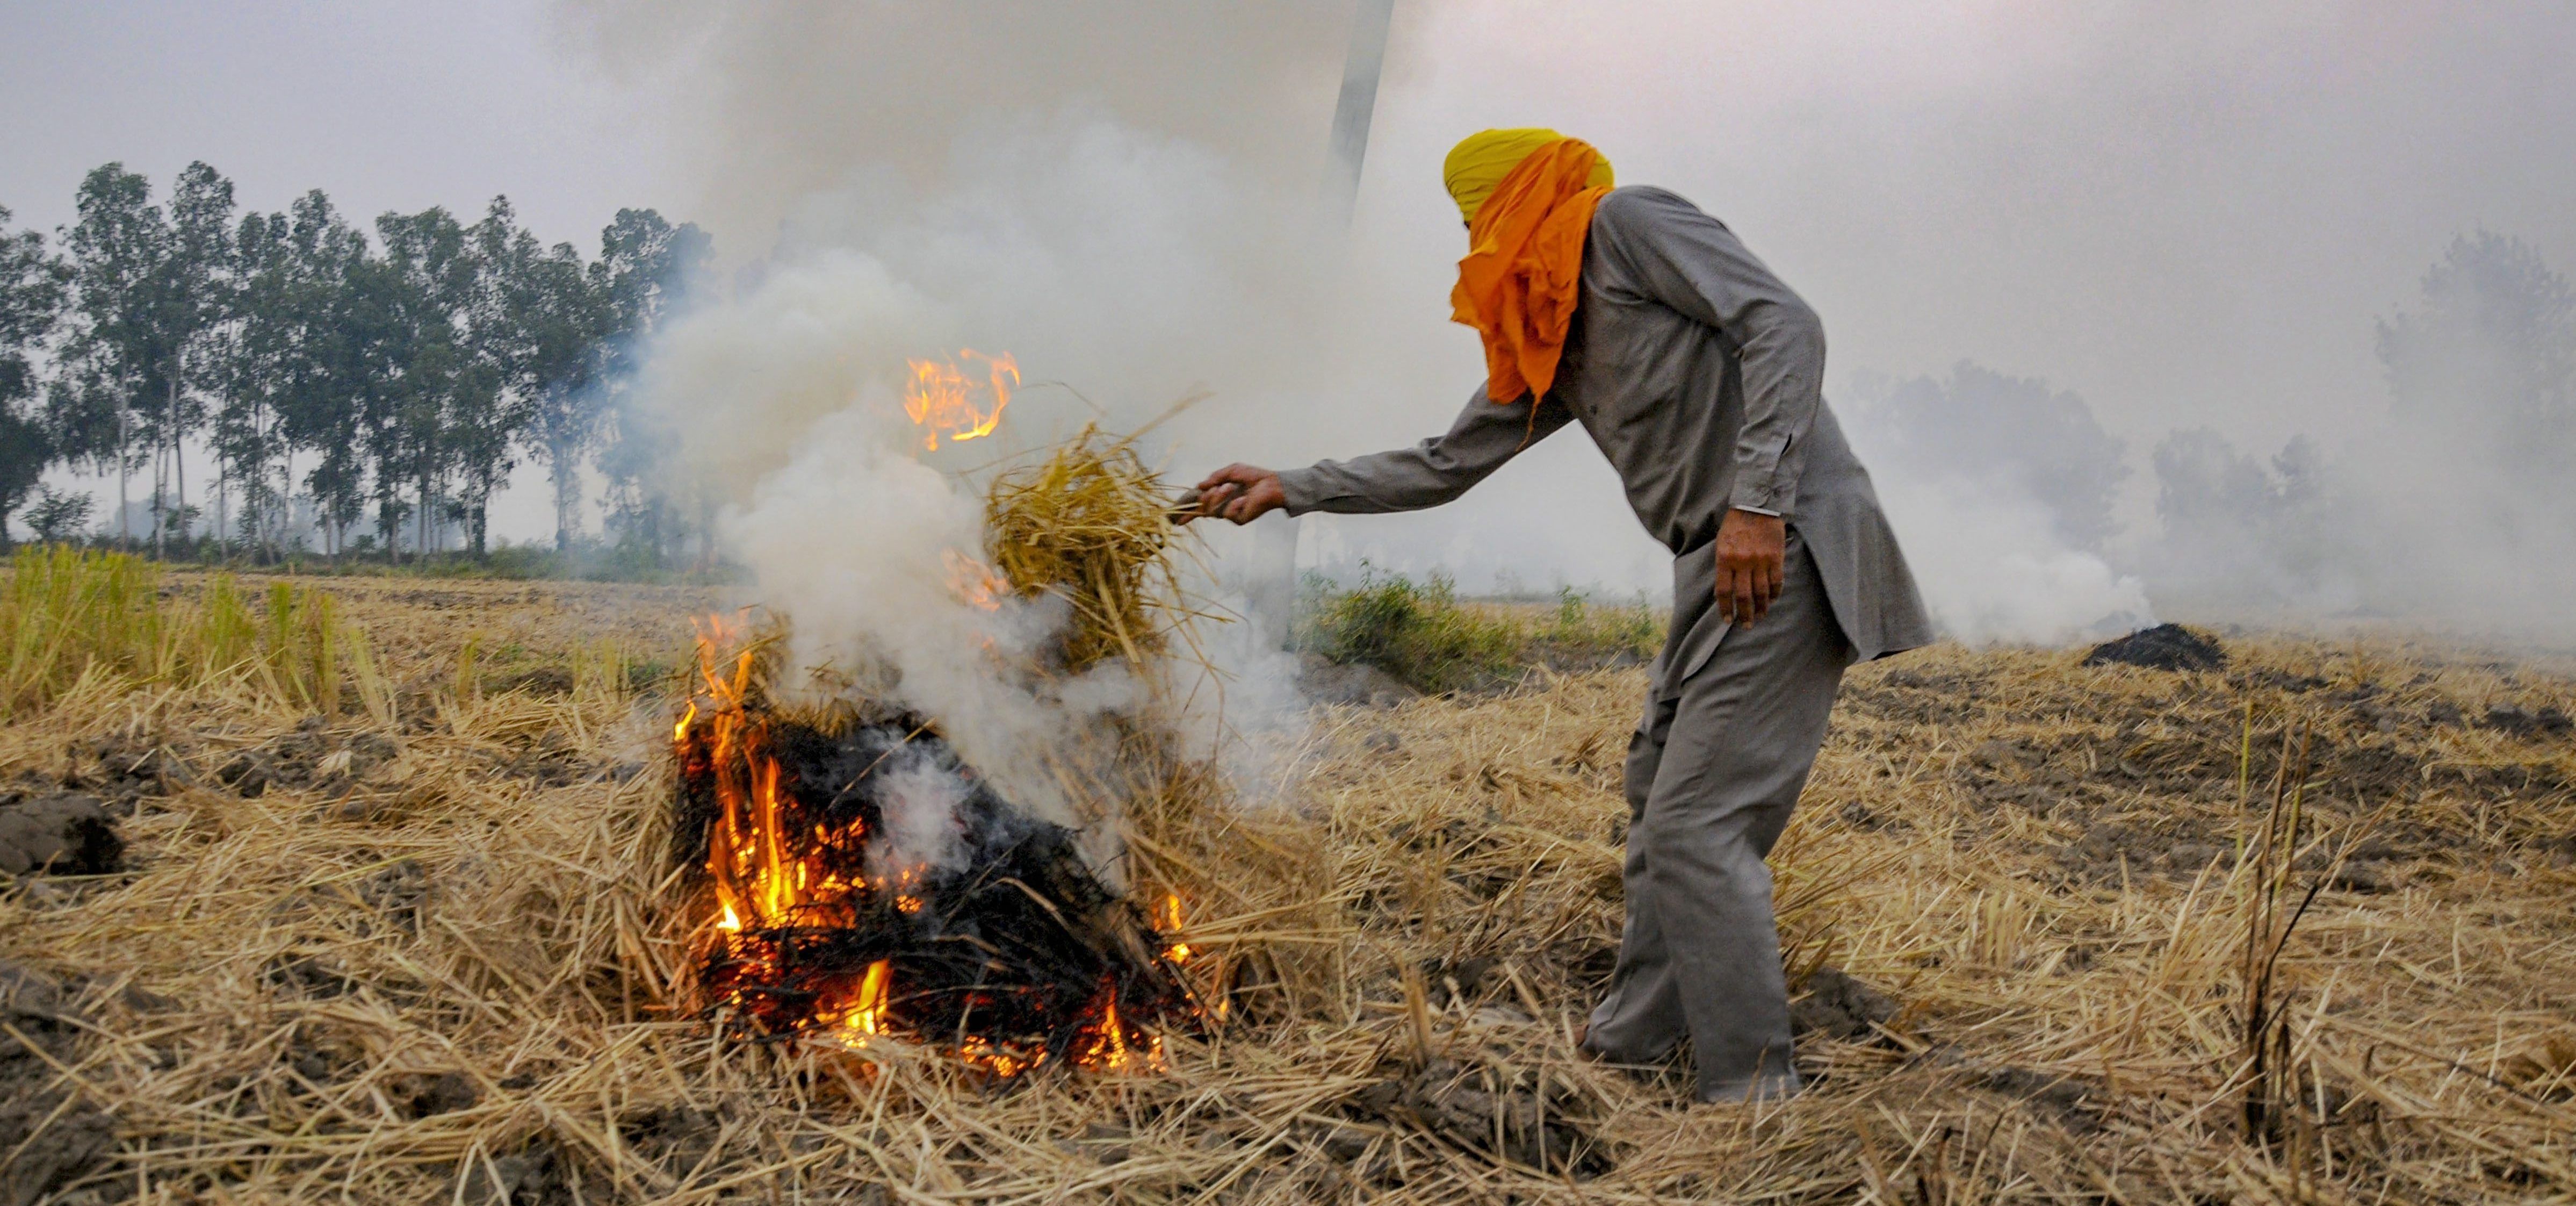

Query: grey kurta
(1277, 185), (1932, 1099)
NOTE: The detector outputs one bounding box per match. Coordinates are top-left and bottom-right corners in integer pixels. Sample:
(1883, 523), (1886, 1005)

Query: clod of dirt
(76, 736), (194, 816)
(2081, 623), (2227, 672)
(1420, 955), (1500, 1006)
(1790, 966), (1897, 1041)
(0, 793), (122, 877)
(488, 665), (576, 698)
(241, 723), (402, 795)
(1, 961), (117, 1206)
(397, 1071), (481, 1119)
(1300, 654), (1422, 708)
(2058, 823), (2225, 883)
(264, 952), (360, 999)
(352, 859), (430, 931)
(216, 752), (274, 798)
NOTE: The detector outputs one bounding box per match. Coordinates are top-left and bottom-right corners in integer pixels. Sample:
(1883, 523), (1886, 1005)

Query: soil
(217, 719), (403, 799)
(0, 961), (116, 1206)
(1790, 965), (1899, 1041)
(447, 1137), (576, 1205)
(2082, 623), (2228, 672)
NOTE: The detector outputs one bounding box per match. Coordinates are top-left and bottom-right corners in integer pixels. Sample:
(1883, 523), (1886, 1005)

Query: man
(1188, 128), (1931, 1102)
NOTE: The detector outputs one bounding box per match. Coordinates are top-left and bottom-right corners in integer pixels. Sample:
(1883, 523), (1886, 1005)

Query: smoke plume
(589, 1), (2576, 663)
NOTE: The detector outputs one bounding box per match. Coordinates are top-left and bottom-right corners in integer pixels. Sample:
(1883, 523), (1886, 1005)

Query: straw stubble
(1, 568), (2572, 1202)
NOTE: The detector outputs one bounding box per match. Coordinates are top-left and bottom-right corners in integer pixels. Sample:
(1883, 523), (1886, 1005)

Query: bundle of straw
(982, 425), (1189, 674)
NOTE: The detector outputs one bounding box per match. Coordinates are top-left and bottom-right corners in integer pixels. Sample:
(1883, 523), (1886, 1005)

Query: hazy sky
(6, 2), (2572, 570)
(1, 0), (667, 250)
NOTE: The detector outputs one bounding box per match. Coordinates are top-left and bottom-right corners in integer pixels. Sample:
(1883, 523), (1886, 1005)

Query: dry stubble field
(4, 572), (2574, 1204)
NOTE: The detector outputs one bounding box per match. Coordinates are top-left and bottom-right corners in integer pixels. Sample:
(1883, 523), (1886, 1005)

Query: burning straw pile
(670, 632), (1201, 1074)
(668, 426), (1267, 1077)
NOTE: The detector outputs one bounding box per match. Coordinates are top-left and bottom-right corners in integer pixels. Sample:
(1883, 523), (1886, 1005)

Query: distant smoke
(2139, 231), (2576, 643)
(1844, 364), (2152, 645)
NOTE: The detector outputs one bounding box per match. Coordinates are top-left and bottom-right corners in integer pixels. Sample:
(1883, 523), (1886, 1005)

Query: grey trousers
(1584, 529), (1854, 1102)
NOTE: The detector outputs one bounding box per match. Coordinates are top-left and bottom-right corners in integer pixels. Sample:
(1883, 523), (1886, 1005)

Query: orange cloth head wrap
(1446, 133), (1614, 405)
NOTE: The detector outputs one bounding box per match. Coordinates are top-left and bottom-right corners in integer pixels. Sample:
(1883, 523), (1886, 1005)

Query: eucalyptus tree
(592, 207), (711, 564)
(225, 190), (381, 557)
(272, 193), (379, 556)
(220, 207), (299, 554)
(0, 205), (67, 548)
(371, 206), (478, 560)
(498, 228), (607, 553)
(144, 163), (235, 554)
(50, 162), (236, 555)
(451, 198), (537, 559)
(2378, 231), (2576, 482)
(51, 164), (159, 546)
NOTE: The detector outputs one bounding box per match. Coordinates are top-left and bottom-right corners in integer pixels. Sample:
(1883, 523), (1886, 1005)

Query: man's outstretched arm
(1187, 387), (1571, 525)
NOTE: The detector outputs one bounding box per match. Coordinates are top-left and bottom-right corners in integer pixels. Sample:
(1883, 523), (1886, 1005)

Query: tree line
(0, 161), (711, 563)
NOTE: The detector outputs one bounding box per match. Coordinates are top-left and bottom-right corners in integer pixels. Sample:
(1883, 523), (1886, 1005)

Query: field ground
(4, 573), (2574, 1203)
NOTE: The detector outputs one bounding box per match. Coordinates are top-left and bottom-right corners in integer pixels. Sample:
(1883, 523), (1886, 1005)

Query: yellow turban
(1443, 127), (1614, 225)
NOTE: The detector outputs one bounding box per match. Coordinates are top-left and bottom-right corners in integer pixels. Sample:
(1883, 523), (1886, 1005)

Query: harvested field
(5, 573), (2575, 1203)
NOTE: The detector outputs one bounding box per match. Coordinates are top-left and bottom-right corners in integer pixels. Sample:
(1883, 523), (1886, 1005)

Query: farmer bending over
(1188, 129), (1932, 1102)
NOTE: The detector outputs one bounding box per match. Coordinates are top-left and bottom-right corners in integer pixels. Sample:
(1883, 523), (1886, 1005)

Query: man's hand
(1185, 464), (1288, 525)
(1715, 508), (1786, 625)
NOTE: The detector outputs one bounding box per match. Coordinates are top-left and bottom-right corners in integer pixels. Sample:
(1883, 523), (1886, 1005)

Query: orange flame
(1158, 893), (1192, 964)
(680, 614), (1196, 1076)
(821, 959), (894, 1043)
(903, 349), (1018, 450)
(1074, 985), (1167, 1074)
(942, 549), (1009, 612)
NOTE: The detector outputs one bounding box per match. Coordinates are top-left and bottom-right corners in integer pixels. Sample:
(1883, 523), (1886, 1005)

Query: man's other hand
(1187, 464), (1288, 525)
(1715, 508), (1786, 624)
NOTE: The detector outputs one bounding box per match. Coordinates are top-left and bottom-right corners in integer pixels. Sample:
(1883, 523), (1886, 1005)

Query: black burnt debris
(674, 697), (1200, 1075)
(2082, 623), (2228, 672)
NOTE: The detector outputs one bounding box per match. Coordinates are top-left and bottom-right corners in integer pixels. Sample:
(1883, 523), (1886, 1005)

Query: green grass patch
(1297, 568), (1664, 694)
(1, 545), (386, 717)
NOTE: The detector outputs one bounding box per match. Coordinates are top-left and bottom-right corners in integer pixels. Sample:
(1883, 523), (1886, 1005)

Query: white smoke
(629, 116), (1326, 828)
(865, 760), (973, 880)
(1869, 471), (2153, 647)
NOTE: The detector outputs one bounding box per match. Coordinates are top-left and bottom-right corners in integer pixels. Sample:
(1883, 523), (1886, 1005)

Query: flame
(903, 349), (1018, 450)
(942, 549), (1009, 612)
(957, 1036), (1044, 1078)
(679, 614), (1196, 1077)
(1158, 893), (1192, 964)
(1073, 985), (1168, 1075)
(821, 959), (894, 1043)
